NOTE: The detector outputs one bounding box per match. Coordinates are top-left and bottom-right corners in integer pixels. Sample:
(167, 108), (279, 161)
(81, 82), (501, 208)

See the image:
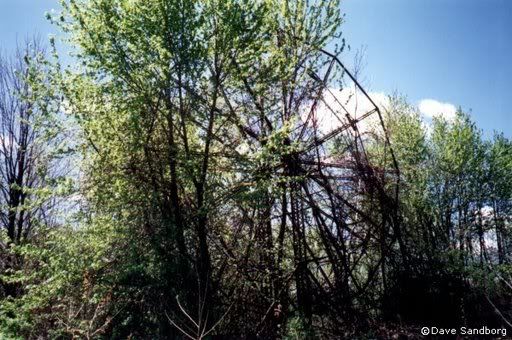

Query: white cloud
(303, 89), (458, 139)
(303, 85), (389, 136)
(0, 135), (18, 150)
(418, 99), (457, 120)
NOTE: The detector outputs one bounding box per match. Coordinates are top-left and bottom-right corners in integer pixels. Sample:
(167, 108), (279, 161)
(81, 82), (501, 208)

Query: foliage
(0, 1), (511, 339)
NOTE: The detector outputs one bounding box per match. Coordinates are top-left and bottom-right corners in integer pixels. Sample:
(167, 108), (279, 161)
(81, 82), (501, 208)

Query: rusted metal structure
(219, 46), (404, 337)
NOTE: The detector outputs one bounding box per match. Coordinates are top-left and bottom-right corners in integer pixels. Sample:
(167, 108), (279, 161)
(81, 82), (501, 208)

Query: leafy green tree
(2, 1), (511, 338)
(488, 134), (512, 264)
(43, 0), (344, 337)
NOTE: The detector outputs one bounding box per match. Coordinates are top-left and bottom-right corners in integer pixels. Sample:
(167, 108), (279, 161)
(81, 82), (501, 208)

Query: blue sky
(0, 0), (510, 137)
(341, 0), (511, 137)
(0, 1), (56, 49)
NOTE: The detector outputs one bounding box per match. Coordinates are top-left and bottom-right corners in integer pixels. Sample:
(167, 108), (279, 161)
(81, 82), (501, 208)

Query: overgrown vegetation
(0, 0), (511, 338)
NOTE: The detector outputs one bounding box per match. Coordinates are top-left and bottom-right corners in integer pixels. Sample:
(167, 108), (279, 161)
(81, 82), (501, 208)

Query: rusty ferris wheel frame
(297, 47), (400, 195)
(226, 43), (407, 335)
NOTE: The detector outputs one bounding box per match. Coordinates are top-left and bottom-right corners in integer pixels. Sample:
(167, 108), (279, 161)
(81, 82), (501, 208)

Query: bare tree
(0, 38), (55, 245)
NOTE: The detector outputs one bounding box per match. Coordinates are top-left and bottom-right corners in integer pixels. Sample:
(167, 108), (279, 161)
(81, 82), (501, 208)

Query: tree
(488, 133), (512, 264)
(2, 1), (511, 338)
(0, 39), (57, 245)
(0, 38), (68, 304)
(52, 0), (396, 337)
